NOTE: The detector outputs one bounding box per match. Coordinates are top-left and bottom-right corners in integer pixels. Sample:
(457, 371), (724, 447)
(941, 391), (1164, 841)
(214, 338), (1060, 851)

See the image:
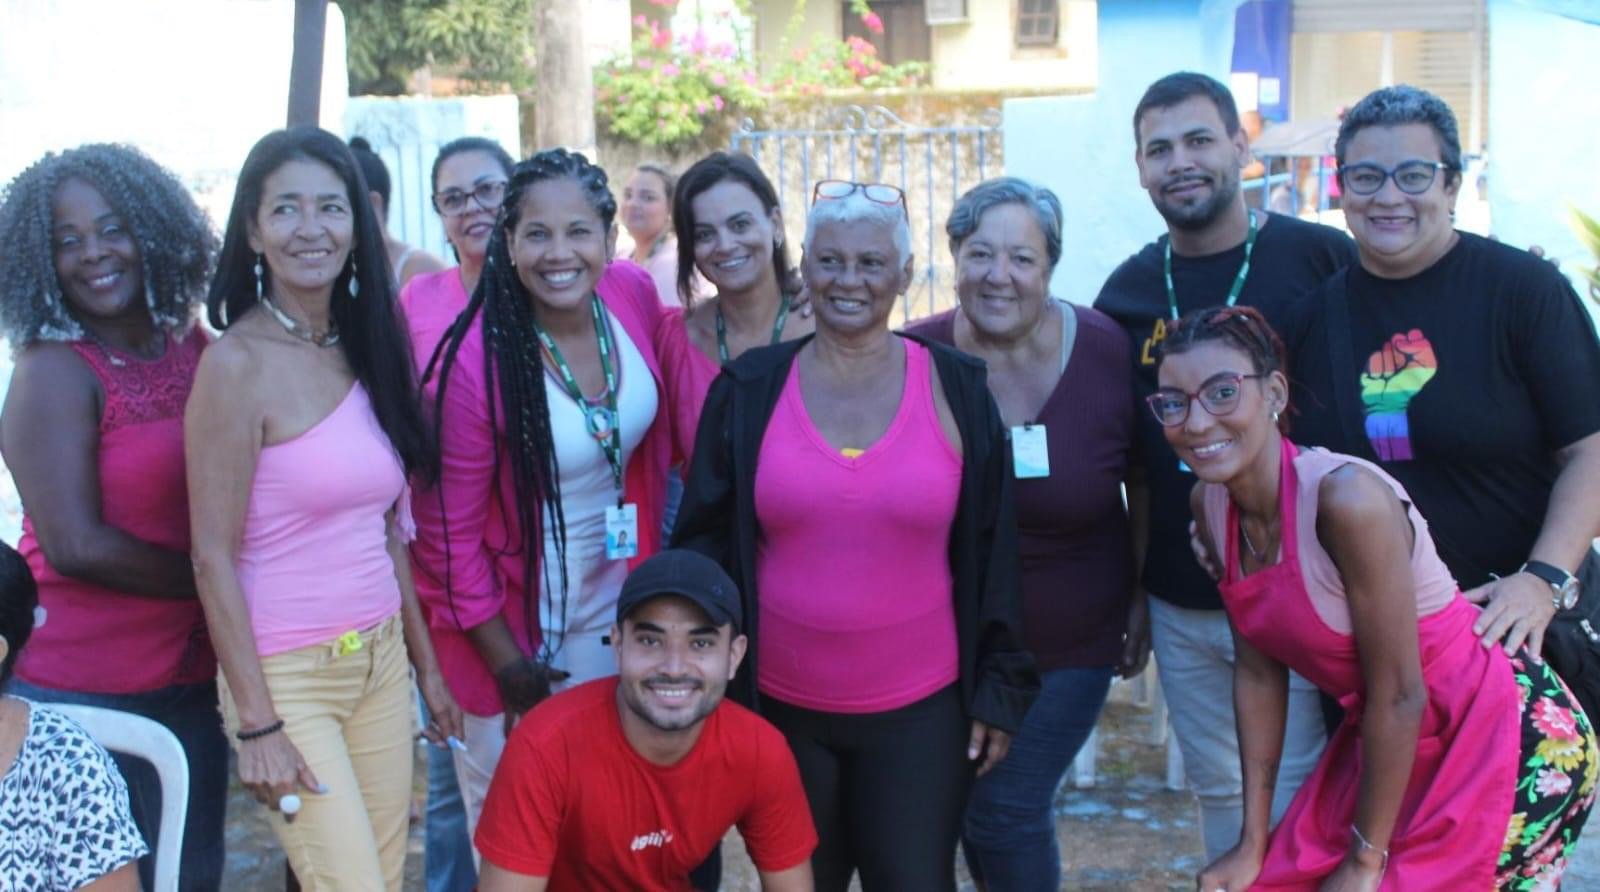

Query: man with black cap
(474, 550), (817, 891)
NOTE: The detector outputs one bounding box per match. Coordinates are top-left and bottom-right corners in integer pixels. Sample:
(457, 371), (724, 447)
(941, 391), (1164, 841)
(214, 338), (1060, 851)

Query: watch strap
(1522, 560), (1575, 589)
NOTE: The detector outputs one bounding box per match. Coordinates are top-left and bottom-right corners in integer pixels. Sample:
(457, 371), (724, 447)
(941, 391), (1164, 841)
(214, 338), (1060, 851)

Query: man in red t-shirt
(476, 550), (817, 891)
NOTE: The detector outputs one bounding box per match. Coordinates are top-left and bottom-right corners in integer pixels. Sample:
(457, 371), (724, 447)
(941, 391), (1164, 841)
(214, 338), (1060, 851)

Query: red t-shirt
(475, 677), (817, 889)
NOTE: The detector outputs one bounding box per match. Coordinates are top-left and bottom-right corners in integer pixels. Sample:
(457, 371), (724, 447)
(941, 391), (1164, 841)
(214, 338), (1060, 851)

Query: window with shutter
(1015, 0), (1059, 47)
(926, 0), (967, 25)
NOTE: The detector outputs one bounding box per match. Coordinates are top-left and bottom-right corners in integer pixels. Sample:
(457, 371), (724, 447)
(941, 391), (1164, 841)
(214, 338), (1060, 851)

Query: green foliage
(1572, 207), (1600, 304)
(344, 0), (536, 95)
(594, 0), (927, 149)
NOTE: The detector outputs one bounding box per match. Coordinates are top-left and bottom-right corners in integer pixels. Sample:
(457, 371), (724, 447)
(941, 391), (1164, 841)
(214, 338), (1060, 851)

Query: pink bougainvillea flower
(712, 94), (725, 111)
(637, 57), (654, 69)
(662, 63), (679, 77)
(861, 11), (884, 33)
(633, 14), (648, 27)
(647, 0), (675, 7)
(696, 101), (709, 114)
(650, 27), (672, 49)
(743, 70), (758, 85)
(689, 29), (708, 53)
(710, 71), (727, 86)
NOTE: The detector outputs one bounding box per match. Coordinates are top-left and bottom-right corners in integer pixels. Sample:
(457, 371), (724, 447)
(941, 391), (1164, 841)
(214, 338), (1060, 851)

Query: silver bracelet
(1350, 823), (1390, 871)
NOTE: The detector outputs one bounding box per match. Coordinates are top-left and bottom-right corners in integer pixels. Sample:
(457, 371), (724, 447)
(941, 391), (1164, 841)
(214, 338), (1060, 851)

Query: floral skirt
(1496, 653), (1599, 890)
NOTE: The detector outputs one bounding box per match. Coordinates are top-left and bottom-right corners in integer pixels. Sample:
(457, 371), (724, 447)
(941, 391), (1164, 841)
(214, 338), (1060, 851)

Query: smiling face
(689, 179), (781, 298)
(954, 202), (1053, 340)
(1135, 96), (1249, 232)
(434, 149), (509, 265)
(1156, 342), (1286, 484)
(803, 217), (913, 337)
(508, 176), (615, 316)
(51, 178), (147, 325)
(248, 158), (354, 301)
(621, 168), (671, 246)
(613, 595), (746, 736)
(1341, 123), (1460, 279)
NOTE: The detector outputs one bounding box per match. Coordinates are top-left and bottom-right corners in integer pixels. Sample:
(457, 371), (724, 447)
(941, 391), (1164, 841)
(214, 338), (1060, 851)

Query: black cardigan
(670, 332), (1040, 733)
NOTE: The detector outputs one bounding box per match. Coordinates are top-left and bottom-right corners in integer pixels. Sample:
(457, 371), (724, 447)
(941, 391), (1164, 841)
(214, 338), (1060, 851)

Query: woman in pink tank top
(187, 128), (462, 890)
(0, 143), (227, 889)
(1153, 307), (1595, 892)
(673, 184), (1038, 891)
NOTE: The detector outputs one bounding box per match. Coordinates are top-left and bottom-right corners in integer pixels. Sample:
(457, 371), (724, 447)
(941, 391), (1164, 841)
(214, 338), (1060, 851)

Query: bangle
(1351, 823), (1389, 870)
(236, 719), (285, 741)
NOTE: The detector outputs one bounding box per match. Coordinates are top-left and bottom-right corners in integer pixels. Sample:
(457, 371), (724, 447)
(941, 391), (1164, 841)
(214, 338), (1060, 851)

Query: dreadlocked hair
(1157, 305), (1291, 430)
(209, 126), (438, 481)
(0, 143), (216, 346)
(421, 147), (617, 659)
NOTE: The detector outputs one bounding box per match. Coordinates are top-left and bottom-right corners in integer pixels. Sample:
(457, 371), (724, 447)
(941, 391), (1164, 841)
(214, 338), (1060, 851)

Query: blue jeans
(421, 696), (477, 891)
(10, 677), (228, 892)
(961, 664), (1115, 892)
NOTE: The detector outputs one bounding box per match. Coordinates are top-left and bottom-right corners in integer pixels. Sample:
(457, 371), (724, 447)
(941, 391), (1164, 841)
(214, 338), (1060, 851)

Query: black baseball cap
(615, 550), (743, 633)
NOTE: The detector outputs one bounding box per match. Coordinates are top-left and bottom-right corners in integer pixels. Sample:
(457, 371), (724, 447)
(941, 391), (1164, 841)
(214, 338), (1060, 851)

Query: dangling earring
(348, 257), (360, 299)
(1271, 409), (1281, 425)
(254, 254), (264, 300)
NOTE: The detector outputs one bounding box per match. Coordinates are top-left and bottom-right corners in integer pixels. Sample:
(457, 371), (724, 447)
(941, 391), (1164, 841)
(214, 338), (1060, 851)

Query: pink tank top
(754, 340), (961, 713)
(17, 334), (214, 693)
(237, 384), (405, 656)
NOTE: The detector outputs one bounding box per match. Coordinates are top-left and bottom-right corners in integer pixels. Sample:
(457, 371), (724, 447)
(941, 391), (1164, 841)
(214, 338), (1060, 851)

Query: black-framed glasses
(1146, 373), (1263, 427)
(1336, 161), (1455, 196)
(812, 179), (909, 217)
(432, 179), (508, 216)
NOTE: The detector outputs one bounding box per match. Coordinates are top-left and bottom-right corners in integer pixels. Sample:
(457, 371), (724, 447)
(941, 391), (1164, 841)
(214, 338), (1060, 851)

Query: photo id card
(605, 503), (639, 559)
(1011, 424), (1050, 479)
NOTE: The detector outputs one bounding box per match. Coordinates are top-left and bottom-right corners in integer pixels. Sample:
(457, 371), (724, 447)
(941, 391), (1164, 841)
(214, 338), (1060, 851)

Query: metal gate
(730, 105), (1002, 324)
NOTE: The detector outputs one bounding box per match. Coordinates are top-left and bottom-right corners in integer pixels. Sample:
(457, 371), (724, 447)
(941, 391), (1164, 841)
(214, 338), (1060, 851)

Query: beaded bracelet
(236, 719), (285, 742)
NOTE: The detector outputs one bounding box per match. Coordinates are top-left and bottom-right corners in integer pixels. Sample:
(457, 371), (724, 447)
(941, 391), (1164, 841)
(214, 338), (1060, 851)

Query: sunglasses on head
(812, 179), (908, 217)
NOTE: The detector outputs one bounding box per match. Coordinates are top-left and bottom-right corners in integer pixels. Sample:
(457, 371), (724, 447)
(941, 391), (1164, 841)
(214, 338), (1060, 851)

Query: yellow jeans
(219, 613), (414, 891)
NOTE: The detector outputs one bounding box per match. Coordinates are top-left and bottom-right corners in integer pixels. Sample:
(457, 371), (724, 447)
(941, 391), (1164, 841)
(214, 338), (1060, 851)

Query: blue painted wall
(1003, 0), (1246, 304)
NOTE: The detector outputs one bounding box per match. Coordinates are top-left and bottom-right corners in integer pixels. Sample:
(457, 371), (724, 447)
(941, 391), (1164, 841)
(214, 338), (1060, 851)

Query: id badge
(1010, 424), (1050, 479)
(605, 503), (639, 559)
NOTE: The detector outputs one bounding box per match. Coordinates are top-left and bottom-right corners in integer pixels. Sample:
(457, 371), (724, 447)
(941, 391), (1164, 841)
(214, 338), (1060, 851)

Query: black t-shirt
(1279, 232), (1600, 587)
(1094, 213), (1355, 610)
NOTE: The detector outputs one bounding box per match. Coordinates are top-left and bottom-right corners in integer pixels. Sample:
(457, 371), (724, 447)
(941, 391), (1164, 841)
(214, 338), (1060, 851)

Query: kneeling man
(476, 550), (817, 891)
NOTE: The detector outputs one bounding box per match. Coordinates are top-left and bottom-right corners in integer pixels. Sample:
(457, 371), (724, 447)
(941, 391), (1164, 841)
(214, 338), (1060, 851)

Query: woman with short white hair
(674, 181), (1038, 891)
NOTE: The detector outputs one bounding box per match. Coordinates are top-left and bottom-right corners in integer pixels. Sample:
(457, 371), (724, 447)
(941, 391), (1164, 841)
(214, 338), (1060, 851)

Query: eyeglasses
(812, 179), (908, 217)
(432, 179), (508, 216)
(1337, 161), (1454, 196)
(1146, 373), (1263, 427)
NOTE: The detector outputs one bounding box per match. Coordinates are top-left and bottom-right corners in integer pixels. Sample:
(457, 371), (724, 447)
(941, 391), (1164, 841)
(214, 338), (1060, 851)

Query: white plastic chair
(50, 703), (190, 892)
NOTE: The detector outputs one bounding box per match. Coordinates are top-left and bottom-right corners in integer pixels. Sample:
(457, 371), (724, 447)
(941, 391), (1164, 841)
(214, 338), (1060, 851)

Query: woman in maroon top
(0, 144), (225, 890)
(907, 176), (1142, 891)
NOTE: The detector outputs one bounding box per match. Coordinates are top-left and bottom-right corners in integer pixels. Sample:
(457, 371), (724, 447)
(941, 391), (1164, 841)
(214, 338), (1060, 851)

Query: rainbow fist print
(1358, 329), (1437, 461)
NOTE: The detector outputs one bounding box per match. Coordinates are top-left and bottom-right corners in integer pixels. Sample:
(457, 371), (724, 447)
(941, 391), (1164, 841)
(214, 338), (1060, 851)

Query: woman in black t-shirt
(1283, 85), (1600, 673)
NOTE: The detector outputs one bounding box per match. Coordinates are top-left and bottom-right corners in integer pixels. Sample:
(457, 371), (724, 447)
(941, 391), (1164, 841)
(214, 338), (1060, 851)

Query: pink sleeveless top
(754, 340), (961, 713)
(652, 309), (720, 468)
(1204, 439), (1520, 889)
(237, 384), (405, 656)
(17, 334), (214, 693)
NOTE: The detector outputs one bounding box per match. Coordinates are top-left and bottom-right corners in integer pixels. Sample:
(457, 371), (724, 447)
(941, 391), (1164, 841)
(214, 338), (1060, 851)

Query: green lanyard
(1165, 210), (1257, 321)
(533, 296), (625, 506)
(715, 298), (791, 366)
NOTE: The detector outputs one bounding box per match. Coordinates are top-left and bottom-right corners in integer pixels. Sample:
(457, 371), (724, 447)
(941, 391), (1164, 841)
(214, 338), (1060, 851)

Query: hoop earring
(348, 257), (360, 299)
(254, 254), (264, 300)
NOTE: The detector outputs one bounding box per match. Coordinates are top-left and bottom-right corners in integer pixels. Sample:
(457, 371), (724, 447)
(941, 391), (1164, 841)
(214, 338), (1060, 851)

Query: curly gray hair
(0, 144), (216, 345)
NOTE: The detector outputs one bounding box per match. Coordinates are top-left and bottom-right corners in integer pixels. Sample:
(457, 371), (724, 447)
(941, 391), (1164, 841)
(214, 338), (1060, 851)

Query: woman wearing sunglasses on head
(673, 178), (1038, 892)
(1159, 306), (1594, 892)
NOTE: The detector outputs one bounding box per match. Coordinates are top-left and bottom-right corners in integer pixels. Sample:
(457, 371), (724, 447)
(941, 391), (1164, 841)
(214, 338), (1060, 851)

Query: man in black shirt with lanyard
(1093, 72), (1355, 862)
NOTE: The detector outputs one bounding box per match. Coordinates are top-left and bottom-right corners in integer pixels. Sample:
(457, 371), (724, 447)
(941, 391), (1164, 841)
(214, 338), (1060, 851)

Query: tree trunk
(533, 0), (596, 155)
(286, 0), (327, 126)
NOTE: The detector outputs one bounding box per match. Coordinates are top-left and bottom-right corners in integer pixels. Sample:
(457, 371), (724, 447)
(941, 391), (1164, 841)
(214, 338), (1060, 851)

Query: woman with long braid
(407, 149), (673, 843)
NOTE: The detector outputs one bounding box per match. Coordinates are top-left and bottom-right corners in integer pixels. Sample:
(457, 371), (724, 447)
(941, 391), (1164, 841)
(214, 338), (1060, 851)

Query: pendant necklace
(1240, 518), (1273, 565)
(261, 295), (340, 347)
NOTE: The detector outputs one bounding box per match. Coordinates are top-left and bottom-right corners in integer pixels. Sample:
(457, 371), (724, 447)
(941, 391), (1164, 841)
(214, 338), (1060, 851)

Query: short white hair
(803, 190), (912, 266)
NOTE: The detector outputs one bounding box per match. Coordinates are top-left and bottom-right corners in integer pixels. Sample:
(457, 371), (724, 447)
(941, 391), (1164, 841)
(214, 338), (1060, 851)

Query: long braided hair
(423, 148), (618, 660)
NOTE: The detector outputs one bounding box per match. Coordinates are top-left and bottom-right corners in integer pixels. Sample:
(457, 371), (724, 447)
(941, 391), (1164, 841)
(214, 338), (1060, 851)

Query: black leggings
(762, 684), (974, 892)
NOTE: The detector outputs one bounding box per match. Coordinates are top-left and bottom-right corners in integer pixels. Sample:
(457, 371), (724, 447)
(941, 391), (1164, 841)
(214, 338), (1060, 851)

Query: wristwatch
(1521, 560), (1581, 612)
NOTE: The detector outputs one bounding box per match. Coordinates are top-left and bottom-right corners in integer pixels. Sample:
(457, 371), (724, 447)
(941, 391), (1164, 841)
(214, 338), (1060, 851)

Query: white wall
(1003, 0), (1245, 305)
(1486, 0), (1600, 294)
(0, 0), (349, 225)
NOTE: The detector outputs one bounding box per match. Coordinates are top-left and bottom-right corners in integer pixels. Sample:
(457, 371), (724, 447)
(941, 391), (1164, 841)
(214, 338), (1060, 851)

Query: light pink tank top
(754, 340), (961, 713)
(237, 384), (405, 656)
(1203, 444), (1458, 634)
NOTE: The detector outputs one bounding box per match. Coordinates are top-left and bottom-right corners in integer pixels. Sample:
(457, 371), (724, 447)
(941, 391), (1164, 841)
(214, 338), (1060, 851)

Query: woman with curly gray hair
(0, 143), (226, 889)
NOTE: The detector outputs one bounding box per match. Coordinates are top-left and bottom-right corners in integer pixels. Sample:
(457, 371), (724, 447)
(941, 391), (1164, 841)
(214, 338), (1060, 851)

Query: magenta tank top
(237, 384), (405, 656)
(17, 334), (214, 693)
(754, 339), (961, 713)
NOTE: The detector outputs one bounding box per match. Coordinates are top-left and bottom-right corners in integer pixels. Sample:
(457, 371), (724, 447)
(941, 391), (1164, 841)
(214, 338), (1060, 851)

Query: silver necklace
(260, 295), (339, 347)
(1239, 518), (1274, 564)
